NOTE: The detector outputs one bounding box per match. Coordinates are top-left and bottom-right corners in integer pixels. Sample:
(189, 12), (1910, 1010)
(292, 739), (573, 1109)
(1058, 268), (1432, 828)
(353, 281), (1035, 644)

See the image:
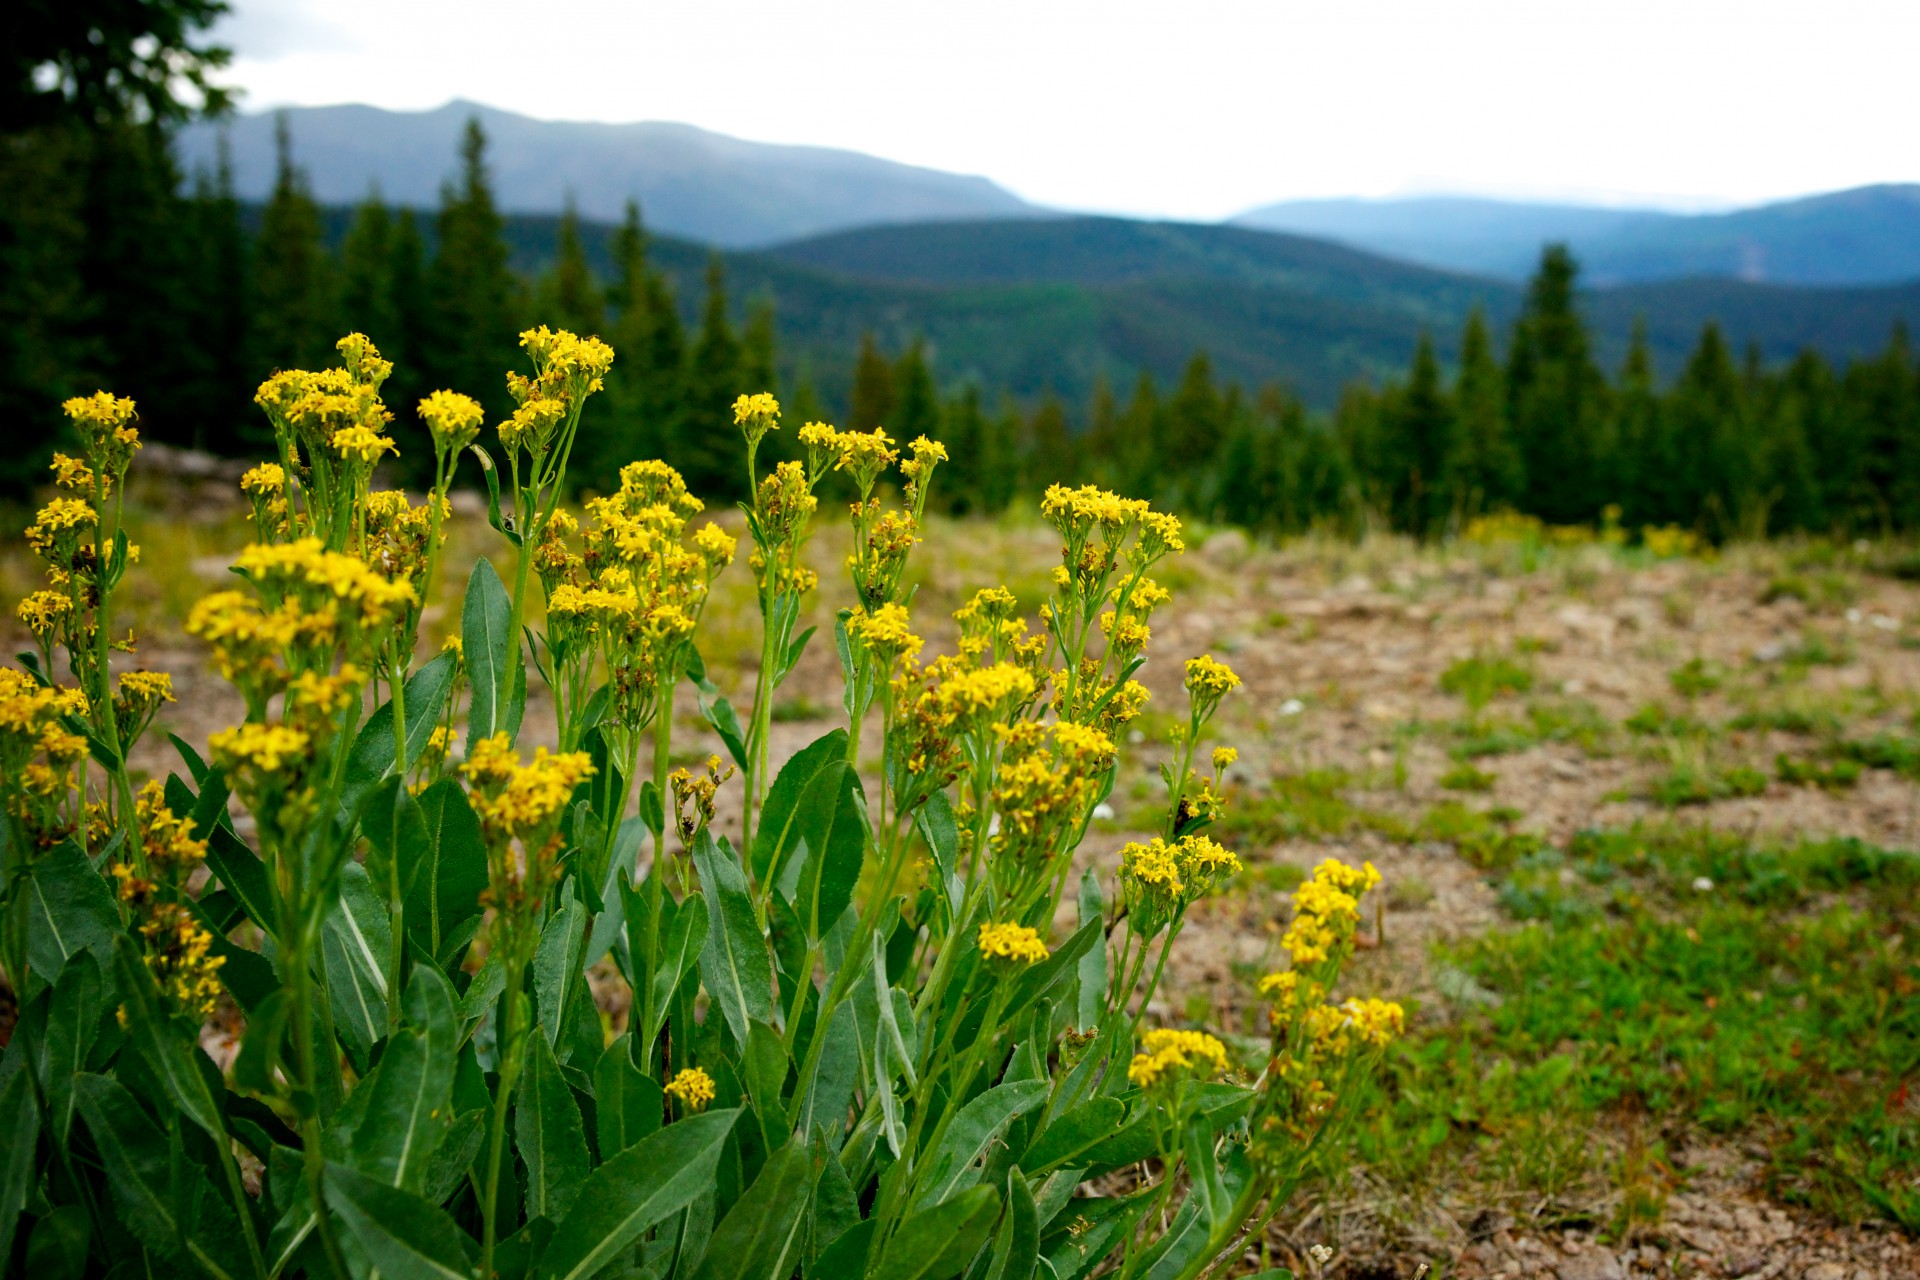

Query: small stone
(1801, 1264), (1846, 1280)
(1555, 1253), (1626, 1280)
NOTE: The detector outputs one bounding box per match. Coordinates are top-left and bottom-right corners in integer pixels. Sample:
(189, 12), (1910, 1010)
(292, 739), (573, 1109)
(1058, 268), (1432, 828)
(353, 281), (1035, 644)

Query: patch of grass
(1623, 702), (1708, 738)
(1781, 629), (1853, 669)
(1835, 732), (1920, 777)
(1647, 760), (1768, 806)
(1439, 763), (1496, 792)
(1449, 698), (1614, 759)
(1775, 754), (1862, 790)
(1416, 801), (1543, 869)
(1760, 571), (1860, 612)
(1439, 653), (1534, 708)
(1668, 656), (1726, 698)
(1340, 826), (1920, 1232)
(1213, 769), (1357, 842)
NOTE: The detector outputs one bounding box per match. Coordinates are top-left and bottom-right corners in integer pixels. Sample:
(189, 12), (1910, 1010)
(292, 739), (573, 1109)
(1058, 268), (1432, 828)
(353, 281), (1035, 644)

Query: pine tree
(385, 209), (430, 465)
(1379, 336), (1452, 537)
(1667, 323), (1749, 536)
(892, 339), (938, 444)
(176, 136), (253, 453)
(1507, 245), (1606, 524)
(540, 202), (604, 337)
(1161, 353), (1226, 505)
(1114, 373), (1160, 499)
(684, 254), (742, 495)
(427, 117), (521, 420)
(740, 296), (777, 398)
(1448, 309), (1520, 515)
(937, 386), (986, 513)
(1023, 395), (1073, 489)
(604, 202), (688, 477)
(849, 333), (895, 432)
(251, 113), (335, 376)
(1611, 321), (1671, 527)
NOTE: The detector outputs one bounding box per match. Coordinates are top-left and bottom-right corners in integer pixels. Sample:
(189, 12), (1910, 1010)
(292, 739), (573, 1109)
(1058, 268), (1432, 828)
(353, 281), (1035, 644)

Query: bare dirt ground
(26, 466), (1918, 1280)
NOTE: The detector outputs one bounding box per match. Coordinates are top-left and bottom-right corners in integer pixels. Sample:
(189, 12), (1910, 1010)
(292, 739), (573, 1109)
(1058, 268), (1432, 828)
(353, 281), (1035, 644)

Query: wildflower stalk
(479, 976), (527, 1278)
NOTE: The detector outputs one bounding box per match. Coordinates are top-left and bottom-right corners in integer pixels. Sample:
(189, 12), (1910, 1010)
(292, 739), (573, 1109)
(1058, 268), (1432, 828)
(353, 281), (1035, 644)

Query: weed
(1440, 762), (1496, 792)
(1669, 656), (1726, 698)
(1440, 653), (1534, 708)
(1775, 753), (1862, 790)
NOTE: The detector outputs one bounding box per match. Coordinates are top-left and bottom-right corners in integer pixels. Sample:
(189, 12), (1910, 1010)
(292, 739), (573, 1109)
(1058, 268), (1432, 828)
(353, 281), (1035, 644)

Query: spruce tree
(1161, 353), (1226, 505)
(740, 296), (777, 397)
(1448, 309), (1520, 516)
(604, 202), (688, 475)
(1612, 321), (1672, 527)
(427, 117), (521, 421)
(849, 333), (895, 431)
(177, 137), (253, 453)
(1379, 336), (1452, 538)
(1023, 395), (1073, 489)
(1667, 323), (1749, 536)
(937, 386), (986, 513)
(892, 339), (938, 443)
(1507, 245), (1606, 524)
(540, 202), (604, 337)
(685, 254), (742, 494)
(251, 113), (335, 376)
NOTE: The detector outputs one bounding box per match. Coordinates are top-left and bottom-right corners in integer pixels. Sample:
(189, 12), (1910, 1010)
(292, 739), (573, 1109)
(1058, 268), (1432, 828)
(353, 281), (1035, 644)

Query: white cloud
(214, 0), (1920, 220)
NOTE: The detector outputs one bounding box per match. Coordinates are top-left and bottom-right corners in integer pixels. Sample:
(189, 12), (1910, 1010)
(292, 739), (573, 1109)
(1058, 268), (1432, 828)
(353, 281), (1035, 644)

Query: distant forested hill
(1234, 187), (1920, 286)
(181, 101), (1043, 247)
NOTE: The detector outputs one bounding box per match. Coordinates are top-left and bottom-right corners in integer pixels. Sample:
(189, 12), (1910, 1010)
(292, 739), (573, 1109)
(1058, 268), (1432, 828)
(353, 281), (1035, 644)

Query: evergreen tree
(1380, 335), (1452, 537)
(340, 190), (399, 347)
(1161, 353), (1226, 505)
(539, 202), (604, 337)
(1667, 323), (1749, 536)
(1023, 394), (1073, 489)
(892, 339), (939, 444)
(176, 137), (253, 453)
(1611, 321), (1672, 527)
(849, 333), (895, 432)
(603, 202), (688, 477)
(385, 209), (431, 464)
(936, 385), (986, 513)
(1507, 245), (1606, 524)
(1846, 327), (1920, 529)
(1113, 373), (1160, 499)
(684, 255), (743, 495)
(251, 113), (334, 376)
(1447, 309), (1521, 515)
(427, 117), (521, 419)
(740, 296), (778, 398)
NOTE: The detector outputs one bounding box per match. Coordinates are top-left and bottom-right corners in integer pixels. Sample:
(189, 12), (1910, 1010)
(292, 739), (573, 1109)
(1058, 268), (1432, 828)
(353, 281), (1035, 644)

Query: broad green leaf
(41, 955), (101, 1144)
(915, 788), (963, 913)
(537, 1107), (740, 1280)
(533, 882), (587, 1051)
(73, 1073), (251, 1280)
(871, 932), (917, 1088)
(408, 777), (488, 959)
(1075, 869), (1106, 1028)
(790, 761), (868, 940)
(23, 840), (117, 980)
(24, 1203), (89, 1280)
(1003, 920), (1101, 1025)
(463, 555), (518, 750)
(1183, 1118), (1227, 1233)
(873, 1184), (1000, 1280)
(204, 823), (275, 931)
(649, 889), (708, 1047)
(349, 1024), (453, 1191)
(750, 727), (847, 888)
(362, 775), (432, 907)
(690, 1138), (812, 1280)
(424, 1109), (487, 1206)
(1022, 1097), (1127, 1174)
(743, 1019), (791, 1151)
(517, 1031), (591, 1223)
(911, 1079), (1049, 1210)
(691, 830), (773, 1046)
(344, 650), (458, 798)
(323, 863), (392, 1066)
(793, 998), (857, 1140)
(686, 647), (750, 774)
(814, 1220), (876, 1279)
(1042, 1195), (1147, 1280)
(805, 1136), (859, 1275)
(0, 1068), (41, 1262)
(111, 937), (226, 1144)
(983, 1168), (1040, 1280)
(324, 1160), (477, 1280)
(594, 1038), (662, 1157)
(1139, 1196), (1207, 1280)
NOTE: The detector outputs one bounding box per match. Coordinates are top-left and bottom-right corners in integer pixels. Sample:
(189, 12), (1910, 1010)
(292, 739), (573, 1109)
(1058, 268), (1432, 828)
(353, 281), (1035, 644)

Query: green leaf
(649, 888), (708, 1048)
(41, 954), (102, 1145)
(793, 998), (857, 1140)
(691, 1138), (812, 1280)
(1075, 870), (1107, 1028)
(806, 1136), (859, 1274)
(750, 728), (847, 888)
(0, 1067), (41, 1263)
(323, 863), (392, 1067)
(24, 1203), (89, 1280)
(324, 1159), (477, 1280)
(814, 1219), (875, 1279)
(408, 777), (488, 959)
(685, 645), (750, 773)
(204, 823), (275, 931)
(872, 1184), (1000, 1280)
(915, 789), (962, 913)
(169, 731), (210, 783)
(23, 840), (117, 980)
(1042, 1196), (1146, 1280)
(517, 1031), (591, 1223)
(983, 1169), (1039, 1280)
(349, 1024), (453, 1191)
(911, 1080), (1049, 1210)
(594, 1038), (662, 1157)
(533, 882), (587, 1051)
(790, 761), (868, 940)
(362, 775), (432, 906)
(742, 1019), (791, 1151)
(73, 1072), (251, 1280)
(1022, 1097), (1127, 1175)
(537, 1107), (740, 1280)
(345, 650), (458, 799)
(1183, 1118), (1227, 1233)
(471, 443), (518, 545)
(111, 936), (227, 1145)
(691, 830), (773, 1046)
(463, 555), (519, 751)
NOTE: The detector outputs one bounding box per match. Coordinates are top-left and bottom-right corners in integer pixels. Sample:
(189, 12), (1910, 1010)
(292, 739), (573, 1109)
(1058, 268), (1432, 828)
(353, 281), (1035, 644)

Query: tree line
(8, 80), (1920, 537)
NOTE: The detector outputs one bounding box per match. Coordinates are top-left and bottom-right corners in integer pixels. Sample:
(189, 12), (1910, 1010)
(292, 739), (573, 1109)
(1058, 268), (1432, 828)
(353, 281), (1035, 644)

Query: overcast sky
(212, 0), (1919, 221)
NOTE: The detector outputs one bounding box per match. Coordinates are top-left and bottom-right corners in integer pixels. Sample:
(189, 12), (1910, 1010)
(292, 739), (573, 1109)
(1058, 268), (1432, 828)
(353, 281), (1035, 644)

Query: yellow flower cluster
(1256, 969), (1323, 1022)
(988, 720), (1115, 868)
(209, 722), (312, 776)
(977, 921), (1051, 967)
(898, 435), (948, 511)
(63, 391), (142, 473)
(733, 392), (780, 444)
(846, 603), (923, 669)
(1184, 654), (1242, 705)
(135, 904), (227, 1021)
(669, 755), (734, 843)
(133, 780), (208, 873)
(500, 326), (614, 456)
(331, 424), (397, 466)
(461, 733), (596, 844)
(0, 669), (91, 839)
(1281, 858), (1381, 966)
(1127, 1027), (1229, 1088)
(418, 389), (485, 455)
(50, 453), (95, 492)
(1119, 833), (1244, 931)
(664, 1066), (717, 1112)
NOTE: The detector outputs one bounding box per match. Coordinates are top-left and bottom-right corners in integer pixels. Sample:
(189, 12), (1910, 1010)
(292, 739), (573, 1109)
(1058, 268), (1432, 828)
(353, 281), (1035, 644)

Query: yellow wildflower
(418, 389), (485, 455)
(240, 462), (285, 496)
(331, 424), (397, 465)
(664, 1067), (716, 1112)
(733, 392), (780, 444)
(1127, 1027), (1230, 1088)
(977, 921), (1051, 968)
(209, 723), (311, 775)
(50, 453), (95, 491)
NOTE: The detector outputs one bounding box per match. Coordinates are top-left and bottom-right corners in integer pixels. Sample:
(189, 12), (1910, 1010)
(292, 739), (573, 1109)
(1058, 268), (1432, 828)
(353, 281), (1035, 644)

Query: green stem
(386, 643), (410, 1037)
(479, 971), (527, 1277)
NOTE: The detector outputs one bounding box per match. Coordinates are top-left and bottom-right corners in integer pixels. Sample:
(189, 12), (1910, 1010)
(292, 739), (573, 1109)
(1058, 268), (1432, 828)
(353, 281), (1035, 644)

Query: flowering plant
(0, 330), (1398, 1279)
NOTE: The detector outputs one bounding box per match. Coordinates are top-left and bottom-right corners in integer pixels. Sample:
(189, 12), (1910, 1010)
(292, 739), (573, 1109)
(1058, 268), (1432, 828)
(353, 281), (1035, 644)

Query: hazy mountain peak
(175, 100), (1047, 248)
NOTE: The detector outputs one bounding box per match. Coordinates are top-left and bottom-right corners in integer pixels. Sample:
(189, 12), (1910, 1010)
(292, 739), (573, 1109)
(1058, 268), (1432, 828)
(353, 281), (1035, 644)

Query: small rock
(1554, 1252), (1625, 1280)
(1802, 1264), (1847, 1280)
